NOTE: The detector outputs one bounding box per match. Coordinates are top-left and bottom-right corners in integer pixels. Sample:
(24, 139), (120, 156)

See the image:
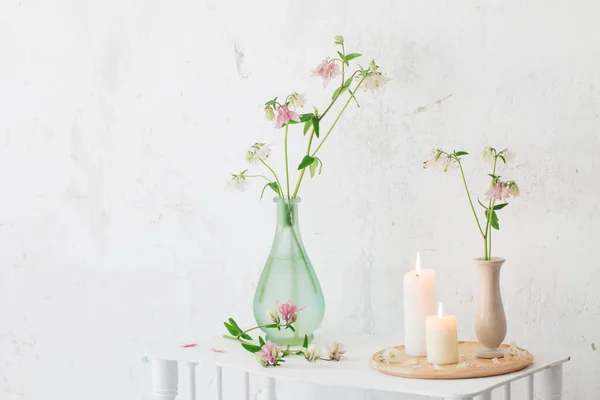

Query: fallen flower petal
(209, 347), (226, 353)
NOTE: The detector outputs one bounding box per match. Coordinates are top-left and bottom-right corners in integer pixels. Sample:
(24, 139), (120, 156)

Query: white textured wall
(1, 0), (599, 399)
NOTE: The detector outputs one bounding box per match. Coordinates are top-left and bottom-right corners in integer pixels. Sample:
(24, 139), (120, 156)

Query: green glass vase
(252, 198), (325, 345)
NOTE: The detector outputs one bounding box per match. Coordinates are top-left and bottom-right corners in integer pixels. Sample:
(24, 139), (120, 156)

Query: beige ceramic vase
(474, 257), (507, 359)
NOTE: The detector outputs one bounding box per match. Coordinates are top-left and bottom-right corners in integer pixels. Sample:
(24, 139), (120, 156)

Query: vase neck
(275, 198), (301, 229)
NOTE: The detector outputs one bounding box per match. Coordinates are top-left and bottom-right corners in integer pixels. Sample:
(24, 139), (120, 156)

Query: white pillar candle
(426, 303), (459, 365)
(403, 252), (436, 356)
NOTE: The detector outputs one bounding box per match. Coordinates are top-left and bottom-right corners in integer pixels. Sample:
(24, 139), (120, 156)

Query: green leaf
(288, 325), (296, 332)
(224, 322), (241, 337)
(454, 151), (469, 157)
(268, 182), (279, 195)
(493, 203), (509, 210)
(317, 158), (323, 175)
(486, 209), (500, 230)
(297, 155), (316, 170)
(499, 155), (506, 163)
(312, 117), (320, 138)
(344, 53), (362, 62)
(228, 318), (242, 331)
(241, 343), (262, 353)
(309, 159), (318, 178)
(303, 120), (312, 135)
(488, 174), (500, 179)
(302, 334), (309, 349)
(299, 113), (315, 122)
(241, 333), (252, 340)
(259, 336), (265, 347)
(264, 323), (279, 329)
(343, 77), (354, 88)
(332, 85), (347, 100)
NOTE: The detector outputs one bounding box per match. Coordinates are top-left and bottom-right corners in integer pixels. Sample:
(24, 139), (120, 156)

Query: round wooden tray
(370, 341), (533, 379)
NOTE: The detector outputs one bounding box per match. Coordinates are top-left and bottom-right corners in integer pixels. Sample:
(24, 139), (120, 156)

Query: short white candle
(403, 252), (436, 356)
(426, 303), (459, 365)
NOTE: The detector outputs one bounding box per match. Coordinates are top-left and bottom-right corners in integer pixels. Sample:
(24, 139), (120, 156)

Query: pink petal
(181, 343), (198, 348)
(209, 347), (226, 353)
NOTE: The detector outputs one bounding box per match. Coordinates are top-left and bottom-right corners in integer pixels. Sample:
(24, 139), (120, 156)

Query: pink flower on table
(275, 105), (300, 129)
(256, 340), (280, 367)
(209, 347), (226, 353)
(181, 343), (198, 348)
(276, 300), (305, 324)
(312, 57), (341, 88)
(485, 181), (512, 201)
(325, 340), (347, 361)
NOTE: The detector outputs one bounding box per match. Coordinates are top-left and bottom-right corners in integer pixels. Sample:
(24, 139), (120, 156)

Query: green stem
(484, 156), (499, 260)
(260, 159), (284, 198)
(222, 335), (253, 345)
(246, 174), (272, 182)
(311, 76), (366, 158)
(291, 129), (316, 198)
(319, 71), (359, 121)
(284, 125), (291, 200)
(456, 159), (485, 238)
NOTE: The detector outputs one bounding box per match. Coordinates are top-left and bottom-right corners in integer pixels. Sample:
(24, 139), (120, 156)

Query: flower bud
(267, 308), (280, 324)
(334, 35), (344, 45)
(265, 106), (275, 121)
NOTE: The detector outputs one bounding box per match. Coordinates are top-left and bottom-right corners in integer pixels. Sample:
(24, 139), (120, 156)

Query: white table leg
(215, 366), (223, 400)
(263, 377), (276, 400)
(538, 364), (563, 400)
(152, 359), (178, 400)
(526, 374), (534, 400)
(475, 391), (492, 400)
(187, 362), (197, 400)
(243, 371), (250, 400)
(503, 382), (511, 399)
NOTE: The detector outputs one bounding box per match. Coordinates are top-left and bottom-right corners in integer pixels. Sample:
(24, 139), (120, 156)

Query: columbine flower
(334, 35), (344, 45)
(228, 171), (248, 192)
(363, 72), (392, 92)
(265, 106), (275, 121)
(485, 180), (511, 201)
(275, 105), (300, 129)
(379, 346), (399, 363)
(303, 344), (321, 363)
(500, 148), (516, 163)
(507, 181), (520, 197)
(267, 308), (280, 324)
(289, 92), (307, 109)
(246, 143), (271, 164)
(481, 146), (495, 163)
(326, 340), (347, 361)
(256, 341), (281, 367)
(312, 57), (341, 88)
(276, 300), (305, 324)
(423, 150), (456, 172)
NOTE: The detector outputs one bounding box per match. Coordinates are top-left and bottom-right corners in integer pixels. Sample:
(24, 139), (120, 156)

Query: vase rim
(474, 256), (506, 263)
(273, 197), (301, 204)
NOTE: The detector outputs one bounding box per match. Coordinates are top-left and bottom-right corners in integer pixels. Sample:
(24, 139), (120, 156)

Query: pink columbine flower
(275, 105), (300, 129)
(326, 340), (347, 361)
(276, 300), (305, 324)
(312, 57), (341, 88)
(256, 341), (280, 366)
(485, 181), (512, 201)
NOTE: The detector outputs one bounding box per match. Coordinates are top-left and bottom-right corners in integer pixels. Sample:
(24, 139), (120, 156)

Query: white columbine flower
(363, 72), (392, 92)
(228, 171), (248, 192)
(303, 344), (321, 363)
(501, 148), (516, 163)
(379, 346), (399, 363)
(246, 143), (271, 165)
(289, 92), (307, 109)
(481, 146), (495, 163)
(423, 150), (456, 172)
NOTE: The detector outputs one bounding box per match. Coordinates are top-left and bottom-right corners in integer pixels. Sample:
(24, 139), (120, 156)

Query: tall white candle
(426, 303), (459, 365)
(403, 252), (436, 356)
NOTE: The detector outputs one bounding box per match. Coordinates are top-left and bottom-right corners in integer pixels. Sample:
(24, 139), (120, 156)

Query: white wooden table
(147, 333), (569, 400)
